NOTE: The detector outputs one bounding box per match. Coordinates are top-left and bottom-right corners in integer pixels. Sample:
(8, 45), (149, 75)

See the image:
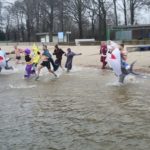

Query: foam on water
(9, 84), (36, 89)
(106, 81), (123, 87)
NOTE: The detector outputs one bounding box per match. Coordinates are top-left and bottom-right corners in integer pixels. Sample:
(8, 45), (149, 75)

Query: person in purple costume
(65, 48), (82, 72)
(24, 48), (34, 78)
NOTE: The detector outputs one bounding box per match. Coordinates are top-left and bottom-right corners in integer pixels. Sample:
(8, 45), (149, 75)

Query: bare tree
(91, 0), (111, 40)
(122, 0), (128, 25)
(67, 0), (87, 38)
(0, 0), (3, 30)
(113, 0), (118, 26)
(128, 0), (144, 25)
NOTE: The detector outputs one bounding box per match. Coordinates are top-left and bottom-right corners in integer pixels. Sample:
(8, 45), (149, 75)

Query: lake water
(0, 66), (150, 150)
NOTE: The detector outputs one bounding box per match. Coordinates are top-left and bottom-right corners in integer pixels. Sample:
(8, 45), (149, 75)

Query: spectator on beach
(100, 41), (107, 69)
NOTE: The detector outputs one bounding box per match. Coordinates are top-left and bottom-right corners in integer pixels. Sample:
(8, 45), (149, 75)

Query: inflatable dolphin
(119, 61), (139, 83)
(106, 42), (139, 83)
(0, 50), (13, 72)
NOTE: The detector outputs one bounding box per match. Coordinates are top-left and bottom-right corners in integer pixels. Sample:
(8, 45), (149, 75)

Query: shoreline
(0, 45), (150, 74)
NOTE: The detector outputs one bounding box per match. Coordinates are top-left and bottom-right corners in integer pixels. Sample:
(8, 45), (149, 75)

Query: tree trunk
(123, 0), (127, 25)
(49, 5), (54, 42)
(98, 0), (101, 40)
(130, 0), (135, 25)
(26, 17), (31, 42)
(113, 0), (118, 26)
(61, 0), (64, 32)
(78, 0), (83, 38)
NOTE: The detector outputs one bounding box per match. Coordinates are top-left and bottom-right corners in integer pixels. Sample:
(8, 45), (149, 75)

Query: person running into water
(100, 41), (107, 69)
(65, 48), (82, 72)
(119, 43), (130, 71)
(14, 45), (24, 64)
(24, 48), (35, 78)
(0, 48), (13, 72)
(43, 44), (59, 71)
(53, 44), (65, 69)
(32, 45), (41, 74)
(35, 45), (57, 80)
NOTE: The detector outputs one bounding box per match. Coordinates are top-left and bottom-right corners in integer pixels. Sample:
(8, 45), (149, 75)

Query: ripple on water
(0, 67), (150, 150)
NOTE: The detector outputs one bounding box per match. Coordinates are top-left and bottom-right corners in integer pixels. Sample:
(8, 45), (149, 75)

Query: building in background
(36, 32), (67, 43)
(108, 24), (150, 41)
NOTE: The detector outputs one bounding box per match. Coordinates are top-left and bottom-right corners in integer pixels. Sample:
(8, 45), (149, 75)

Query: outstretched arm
(75, 53), (82, 56)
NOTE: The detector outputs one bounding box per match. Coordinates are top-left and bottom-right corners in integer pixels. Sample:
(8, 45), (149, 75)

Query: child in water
(32, 51), (41, 74)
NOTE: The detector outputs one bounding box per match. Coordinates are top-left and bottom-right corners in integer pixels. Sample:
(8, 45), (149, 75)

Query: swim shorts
(41, 61), (50, 70)
(16, 56), (21, 60)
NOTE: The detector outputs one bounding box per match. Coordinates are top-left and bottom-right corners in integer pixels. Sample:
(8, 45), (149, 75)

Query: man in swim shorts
(35, 45), (57, 80)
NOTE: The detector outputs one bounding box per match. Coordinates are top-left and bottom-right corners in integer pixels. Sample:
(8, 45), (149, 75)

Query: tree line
(0, 0), (149, 42)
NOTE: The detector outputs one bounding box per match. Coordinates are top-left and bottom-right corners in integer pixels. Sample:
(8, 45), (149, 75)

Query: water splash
(9, 84), (36, 89)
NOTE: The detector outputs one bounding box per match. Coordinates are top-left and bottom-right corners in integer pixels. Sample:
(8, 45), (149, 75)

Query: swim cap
(25, 48), (31, 55)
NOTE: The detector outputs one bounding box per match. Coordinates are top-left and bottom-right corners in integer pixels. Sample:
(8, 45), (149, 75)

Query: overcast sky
(3, 0), (150, 24)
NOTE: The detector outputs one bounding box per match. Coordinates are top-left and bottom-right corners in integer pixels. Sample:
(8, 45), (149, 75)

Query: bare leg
(16, 60), (24, 64)
(48, 68), (57, 77)
(15, 59), (19, 64)
(35, 65), (43, 80)
(60, 65), (65, 71)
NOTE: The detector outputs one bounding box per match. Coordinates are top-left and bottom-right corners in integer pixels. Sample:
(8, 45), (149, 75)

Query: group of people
(100, 41), (129, 70)
(0, 44), (82, 80)
(100, 41), (134, 83)
(0, 41), (135, 83)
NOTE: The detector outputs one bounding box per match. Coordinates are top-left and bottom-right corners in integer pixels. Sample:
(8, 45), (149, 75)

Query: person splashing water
(65, 48), (82, 72)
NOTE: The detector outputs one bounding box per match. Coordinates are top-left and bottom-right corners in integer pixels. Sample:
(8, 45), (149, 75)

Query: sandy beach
(1, 44), (150, 73)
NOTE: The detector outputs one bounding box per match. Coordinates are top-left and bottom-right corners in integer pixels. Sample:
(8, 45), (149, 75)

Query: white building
(36, 32), (67, 43)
